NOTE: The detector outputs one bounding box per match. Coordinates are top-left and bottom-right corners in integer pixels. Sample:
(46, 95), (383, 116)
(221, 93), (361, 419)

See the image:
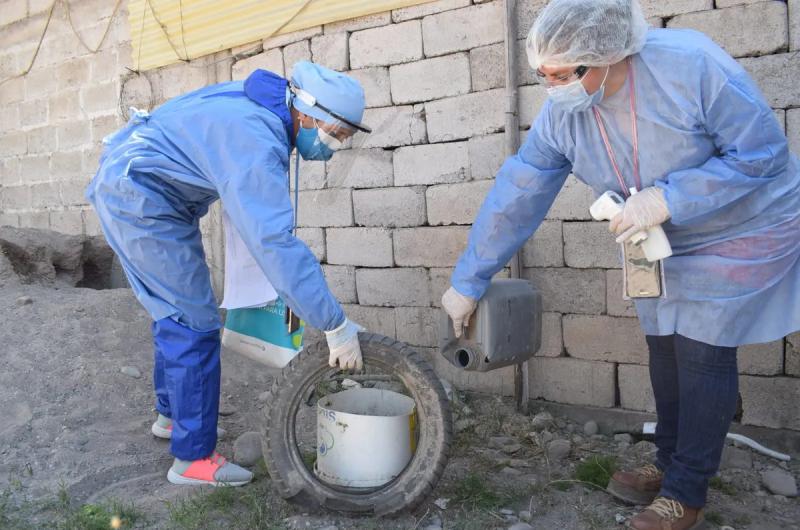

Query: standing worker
(86, 62), (370, 487)
(441, 1), (800, 528)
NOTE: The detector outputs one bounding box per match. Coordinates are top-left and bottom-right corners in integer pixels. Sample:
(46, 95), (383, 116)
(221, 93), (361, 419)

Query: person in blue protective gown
(86, 61), (372, 487)
(441, 0), (800, 528)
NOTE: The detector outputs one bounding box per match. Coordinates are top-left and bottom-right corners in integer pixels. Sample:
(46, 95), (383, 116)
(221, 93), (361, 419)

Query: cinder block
(791, 0), (799, 51)
(356, 267), (431, 306)
(522, 220), (564, 268)
(326, 148), (393, 189)
(296, 227), (325, 262)
(56, 121), (92, 150)
(322, 265), (357, 304)
(82, 208), (102, 236)
(311, 32), (349, 71)
(90, 114), (120, 144)
(0, 105), (19, 135)
(296, 188), (353, 227)
(787, 333), (800, 376)
(567, 316), (641, 365)
(324, 12), (392, 34)
(426, 180), (493, 225)
(1, 131), (27, 157)
(538, 312), (564, 357)
(519, 85), (549, 127)
(157, 62), (210, 100)
(30, 182), (60, 209)
(341, 304), (396, 338)
(564, 314), (648, 364)
(468, 133), (505, 181)
(326, 227), (393, 267)
(26, 126), (56, 155)
(529, 357), (616, 407)
(90, 48), (121, 83)
(0, 212), (19, 227)
(392, 0), (471, 22)
(738, 341), (784, 376)
(421, 2), (504, 57)
(0, 76), (24, 104)
(740, 375), (800, 430)
(546, 175), (595, 221)
(0, 0), (27, 26)
(19, 154), (49, 183)
(48, 90), (81, 123)
(717, 0), (774, 7)
(394, 227), (469, 267)
(563, 222), (621, 269)
(423, 345), (515, 396)
(516, 0), (549, 39)
(469, 40), (537, 92)
(56, 58), (90, 89)
(232, 49), (284, 80)
(606, 269), (637, 317)
(354, 105), (426, 148)
(50, 150), (83, 180)
(639, 0), (713, 18)
(0, 157), (20, 187)
(667, 2), (788, 58)
(346, 67), (391, 108)
(264, 26), (322, 50)
(389, 53), (470, 104)
(394, 141), (470, 186)
(0, 184), (31, 211)
(425, 88), (505, 142)
(350, 21), (423, 69)
(81, 144), (104, 174)
(49, 210), (84, 235)
(524, 268), (606, 314)
(740, 53), (800, 108)
(618, 364), (656, 413)
(231, 40), (263, 58)
(353, 186), (426, 228)
(787, 109), (800, 156)
(283, 40), (312, 78)
(18, 211), (50, 229)
(395, 306), (439, 347)
(60, 179), (90, 207)
(289, 156), (326, 190)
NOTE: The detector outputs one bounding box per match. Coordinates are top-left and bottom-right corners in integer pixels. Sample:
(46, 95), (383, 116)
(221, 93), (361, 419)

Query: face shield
(289, 83), (371, 152)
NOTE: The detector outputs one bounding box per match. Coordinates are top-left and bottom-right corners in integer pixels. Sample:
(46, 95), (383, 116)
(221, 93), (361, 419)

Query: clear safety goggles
(313, 118), (352, 150)
(536, 65), (589, 86)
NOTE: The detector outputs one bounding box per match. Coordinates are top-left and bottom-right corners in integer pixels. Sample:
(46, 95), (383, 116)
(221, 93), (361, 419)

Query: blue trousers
(153, 317), (221, 461)
(647, 334), (739, 508)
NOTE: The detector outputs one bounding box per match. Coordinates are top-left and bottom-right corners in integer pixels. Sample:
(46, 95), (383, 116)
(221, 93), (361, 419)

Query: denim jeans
(646, 334), (739, 508)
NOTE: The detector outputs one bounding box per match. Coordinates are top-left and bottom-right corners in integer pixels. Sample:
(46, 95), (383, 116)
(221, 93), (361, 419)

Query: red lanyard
(592, 57), (640, 197)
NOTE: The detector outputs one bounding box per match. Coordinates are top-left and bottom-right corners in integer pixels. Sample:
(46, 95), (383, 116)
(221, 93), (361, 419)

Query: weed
(575, 455), (616, 489)
(705, 511), (724, 526)
(59, 501), (141, 530)
(451, 473), (504, 511)
(732, 514), (752, 527)
(709, 476), (736, 496)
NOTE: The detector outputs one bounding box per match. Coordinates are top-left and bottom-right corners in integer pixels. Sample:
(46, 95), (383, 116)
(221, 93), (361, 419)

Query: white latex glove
(441, 286), (478, 338)
(609, 187), (670, 243)
(325, 318), (365, 371)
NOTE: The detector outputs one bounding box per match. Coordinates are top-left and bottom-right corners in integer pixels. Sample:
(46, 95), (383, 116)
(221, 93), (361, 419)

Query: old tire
(262, 333), (452, 516)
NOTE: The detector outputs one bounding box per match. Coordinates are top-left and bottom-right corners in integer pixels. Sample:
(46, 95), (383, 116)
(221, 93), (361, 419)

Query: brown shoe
(607, 463), (663, 505)
(628, 497), (705, 530)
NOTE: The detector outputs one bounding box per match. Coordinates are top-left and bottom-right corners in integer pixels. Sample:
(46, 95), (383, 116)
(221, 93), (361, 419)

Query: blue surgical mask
(296, 126), (334, 161)
(547, 66), (610, 113)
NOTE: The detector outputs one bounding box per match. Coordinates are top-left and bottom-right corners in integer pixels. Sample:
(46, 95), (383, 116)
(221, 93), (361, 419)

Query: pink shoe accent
(182, 452), (226, 481)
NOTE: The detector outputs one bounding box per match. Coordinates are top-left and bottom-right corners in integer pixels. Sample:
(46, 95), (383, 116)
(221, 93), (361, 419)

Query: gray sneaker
(167, 453), (253, 487)
(151, 414), (225, 440)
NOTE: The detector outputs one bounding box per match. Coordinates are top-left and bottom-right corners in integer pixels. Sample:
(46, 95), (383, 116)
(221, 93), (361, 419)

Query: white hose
(642, 422), (791, 462)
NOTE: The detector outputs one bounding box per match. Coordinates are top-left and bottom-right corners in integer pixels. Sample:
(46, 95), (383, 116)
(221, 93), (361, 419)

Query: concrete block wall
(2, 0), (800, 430)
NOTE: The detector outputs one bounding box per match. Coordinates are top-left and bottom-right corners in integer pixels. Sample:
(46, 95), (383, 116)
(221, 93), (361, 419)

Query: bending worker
(86, 62), (369, 487)
(442, 1), (800, 529)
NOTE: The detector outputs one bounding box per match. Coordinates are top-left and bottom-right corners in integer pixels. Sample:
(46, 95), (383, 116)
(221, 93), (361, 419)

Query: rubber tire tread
(261, 333), (452, 516)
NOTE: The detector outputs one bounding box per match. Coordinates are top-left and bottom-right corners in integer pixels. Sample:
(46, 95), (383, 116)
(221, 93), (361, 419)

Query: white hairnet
(527, 0), (648, 69)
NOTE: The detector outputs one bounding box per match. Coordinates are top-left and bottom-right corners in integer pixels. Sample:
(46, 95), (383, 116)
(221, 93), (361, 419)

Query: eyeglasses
(536, 65), (589, 85)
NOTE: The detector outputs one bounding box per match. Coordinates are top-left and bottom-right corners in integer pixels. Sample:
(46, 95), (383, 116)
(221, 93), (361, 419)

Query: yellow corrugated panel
(129, 0), (434, 71)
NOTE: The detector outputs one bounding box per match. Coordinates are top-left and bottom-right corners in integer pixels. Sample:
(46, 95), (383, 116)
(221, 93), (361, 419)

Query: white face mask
(546, 66), (610, 112)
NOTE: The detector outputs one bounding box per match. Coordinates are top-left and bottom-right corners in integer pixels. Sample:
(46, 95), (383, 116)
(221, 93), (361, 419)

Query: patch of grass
(705, 511), (724, 526)
(574, 455), (617, 489)
(709, 476), (736, 496)
(550, 481), (573, 491)
(732, 514), (752, 527)
(59, 501), (141, 530)
(451, 472), (504, 511)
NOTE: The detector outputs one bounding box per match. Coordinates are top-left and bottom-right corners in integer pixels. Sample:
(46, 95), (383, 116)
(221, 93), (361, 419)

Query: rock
(455, 418), (478, 432)
(761, 468), (798, 497)
(519, 510), (532, 522)
(721, 446), (753, 470)
(461, 405), (473, 416)
(233, 431), (263, 467)
(631, 440), (657, 457)
(257, 391), (270, 402)
(501, 466), (523, 477)
(16, 296), (33, 306)
(583, 420), (599, 436)
(547, 439), (571, 461)
(614, 433), (633, 444)
(120, 366), (141, 378)
(489, 436), (516, 449)
(341, 378), (362, 389)
(541, 430), (555, 445)
(433, 497), (449, 510)
(508, 458), (530, 468)
(615, 513), (626, 524)
(508, 523), (534, 530)
(218, 402), (237, 416)
(571, 435), (584, 445)
(500, 442), (522, 454)
(500, 508), (515, 516)
(421, 514), (442, 530)
(530, 411), (553, 431)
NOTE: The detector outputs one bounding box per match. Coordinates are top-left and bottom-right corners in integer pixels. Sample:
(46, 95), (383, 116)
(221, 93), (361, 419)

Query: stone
(389, 53), (471, 104)
(233, 431), (262, 467)
(257, 391), (270, 403)
(501, 466), (523, 477)
(455, 418), (477, 432)
(120, 366), (141, 378)
(530, 411), (553, 431)
(721, 446), (753, 470)
(349, 21), (423, 68)
(618, 363), (656, 413)
(421, 3), (504, 56)
(393, 142), (470, 186)
(501, 443), (522, 455)
(739, 53), (800, 108)
(547, 439), (571, 461)
(489, 436), (516, 449)
(519, 510), (532, 522)
(614, 433), (634, 445)
(425, 88), (505, 142)
(583, 420), (599, 436)
(353, 186), (426, 228)
(426, 181), (494, 225)
(326, 228), (393, 267)
(393, 227), (469, 267)
(355, 105), (426, 148)
(326, 148), (392, 189)
(346, 67), (391, 108)
(761, 468), (798, 497)
(740, 376), (800, 430)
(15, 296), (33, 306)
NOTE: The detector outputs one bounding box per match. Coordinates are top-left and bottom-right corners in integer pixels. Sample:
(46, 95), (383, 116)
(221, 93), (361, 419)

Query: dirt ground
(1, 227), (798, 530)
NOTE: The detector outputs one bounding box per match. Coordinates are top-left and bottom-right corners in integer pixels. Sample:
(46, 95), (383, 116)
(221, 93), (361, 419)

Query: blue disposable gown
(86, 71), (345, 333)
(452, 29), (800, 347)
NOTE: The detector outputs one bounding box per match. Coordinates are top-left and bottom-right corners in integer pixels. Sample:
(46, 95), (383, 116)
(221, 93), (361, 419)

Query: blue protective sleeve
(212, 116), (345, 331)
(655, 60), (791, 226)
(451, 109), (572, 299)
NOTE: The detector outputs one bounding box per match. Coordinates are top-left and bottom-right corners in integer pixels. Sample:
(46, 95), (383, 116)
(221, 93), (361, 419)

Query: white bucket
(315, 388), (417, 488)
